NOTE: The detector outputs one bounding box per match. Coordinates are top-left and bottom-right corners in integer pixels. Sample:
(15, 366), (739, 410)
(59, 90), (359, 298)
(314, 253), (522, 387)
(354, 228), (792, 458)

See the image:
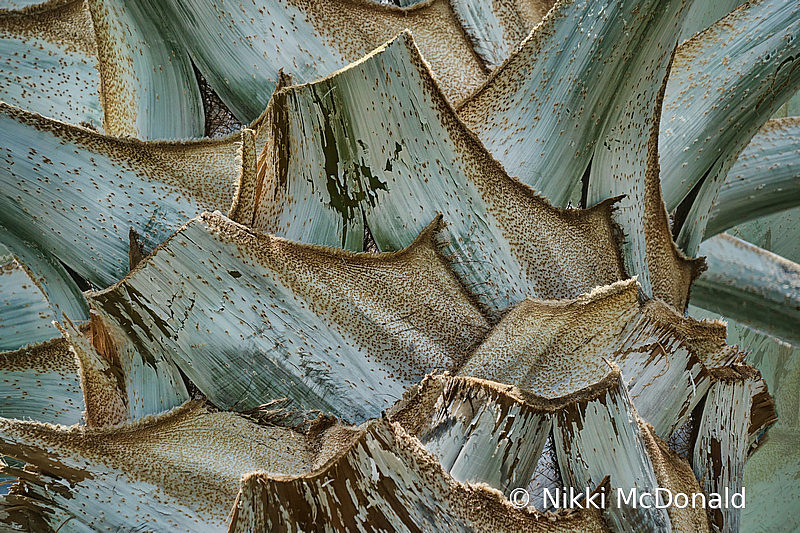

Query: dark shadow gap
(58, 259), (94, 292)
(671, 154), (722, 240)
(526, 428), (563, 511)
(667, 413), (697, 461)
(579, 156), (593, 209)
(191, 60), (243, 138)
(175, 364), (206, 403)
(363, 209), (379, 253)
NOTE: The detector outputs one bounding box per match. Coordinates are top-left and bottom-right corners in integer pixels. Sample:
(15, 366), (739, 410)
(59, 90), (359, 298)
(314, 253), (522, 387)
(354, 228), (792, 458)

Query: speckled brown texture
(0, 337), (75, 374)
(55, 320), (127, 427)
(85, 0), (135, 136)
(251, 33), (627, 315)
(0, 401), (360, 530)
(229, 418), (611, 532)
(453, 278), (716, 439)
(0, 337), (84, 425)
(638, 420), (711, 532)
(642, 54), (706, 312)
(514, 0), (555, 31)
(459, 280), (638, 397)
(287, 0), (488, 104)
(203, 211), (490, 379)
(2, 103), (238, 210)
(228, 128), (258, 226)
(0, 0), (95, 55)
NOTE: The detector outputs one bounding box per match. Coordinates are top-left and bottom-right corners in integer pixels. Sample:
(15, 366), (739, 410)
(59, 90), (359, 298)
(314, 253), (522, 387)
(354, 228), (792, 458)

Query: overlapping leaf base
(0, 0), (797, 531)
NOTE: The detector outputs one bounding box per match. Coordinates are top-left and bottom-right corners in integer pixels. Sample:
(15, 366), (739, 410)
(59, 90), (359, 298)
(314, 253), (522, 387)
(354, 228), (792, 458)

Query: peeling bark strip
(0, 102), (240, 287)
(459, 279), (713, 439)
(747, 377), (777, 456)
(694, 365), (762, 533)
(616, 301), (714, 436)
(127, 227), (146, 272)
(389, 367), (702, 499)
(390, 374), (552, 493)
(553, 368), (670, 532)
(0, 401), (358, 532)
(229, 418), (611, 533)
(253, 32), (626, 316)
(384, 368), (706, 531)
(89, 212), (490, 422)
(0, 337), (84, 425)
